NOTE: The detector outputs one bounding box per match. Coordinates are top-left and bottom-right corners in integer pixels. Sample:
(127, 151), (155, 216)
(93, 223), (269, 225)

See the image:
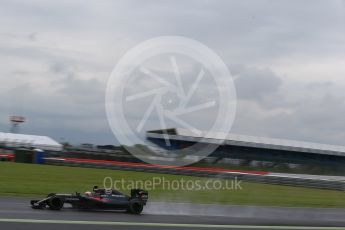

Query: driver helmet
(84, 191), (92, 196)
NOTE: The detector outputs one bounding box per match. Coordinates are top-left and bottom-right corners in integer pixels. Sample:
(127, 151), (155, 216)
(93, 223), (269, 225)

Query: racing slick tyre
(47, 196), (64, 210)
(47, 193), (56, 198)
(128, 198), (144, 214)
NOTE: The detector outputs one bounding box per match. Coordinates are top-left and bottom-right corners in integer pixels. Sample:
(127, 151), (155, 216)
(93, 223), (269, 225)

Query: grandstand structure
(146, 128), (345, 167)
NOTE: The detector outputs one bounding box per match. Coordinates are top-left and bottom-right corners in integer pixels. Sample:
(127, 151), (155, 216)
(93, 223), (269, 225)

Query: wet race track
(0, 197), (345, 230)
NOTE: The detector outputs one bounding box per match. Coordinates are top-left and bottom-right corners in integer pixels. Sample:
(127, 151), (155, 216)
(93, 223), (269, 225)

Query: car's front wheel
(47, 193), (56, 198)
(47, 196), (64, 210)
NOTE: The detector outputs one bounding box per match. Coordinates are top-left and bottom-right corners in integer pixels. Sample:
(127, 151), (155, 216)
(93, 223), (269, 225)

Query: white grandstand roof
(0, 132), (62, 151)
(147, 128), (345, 157)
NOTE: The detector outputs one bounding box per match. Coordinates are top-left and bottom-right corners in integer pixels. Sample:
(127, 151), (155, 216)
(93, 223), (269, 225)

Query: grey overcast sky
(0, 0), (345, 145)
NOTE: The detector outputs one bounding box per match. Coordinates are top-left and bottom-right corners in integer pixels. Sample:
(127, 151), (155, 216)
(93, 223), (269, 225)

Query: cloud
(234, 66), (282, 101)
(0, 0), (344, 146)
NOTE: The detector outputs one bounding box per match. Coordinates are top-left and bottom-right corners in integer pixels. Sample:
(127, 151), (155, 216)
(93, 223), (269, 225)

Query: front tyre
(47, 193), (56, 198)
(128, 198), (143, 214)
(47, 196), (64, 210)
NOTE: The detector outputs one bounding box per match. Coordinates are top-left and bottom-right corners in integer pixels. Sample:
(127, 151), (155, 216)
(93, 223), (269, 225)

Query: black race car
(30, 186), (148, 214)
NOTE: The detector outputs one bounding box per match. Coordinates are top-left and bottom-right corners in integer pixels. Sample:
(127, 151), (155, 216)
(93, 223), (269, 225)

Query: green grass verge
(0, 162), (345, 208)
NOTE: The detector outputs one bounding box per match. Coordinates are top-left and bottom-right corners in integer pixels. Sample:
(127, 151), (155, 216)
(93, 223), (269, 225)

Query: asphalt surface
(0, 197), (345, 229)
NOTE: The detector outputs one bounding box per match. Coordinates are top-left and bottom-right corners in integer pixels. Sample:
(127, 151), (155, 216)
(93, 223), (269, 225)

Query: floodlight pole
(9, 116), (25, 134)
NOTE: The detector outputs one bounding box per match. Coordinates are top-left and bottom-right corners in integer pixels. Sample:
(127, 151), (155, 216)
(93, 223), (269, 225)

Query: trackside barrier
(0, 153), (14, 161)
(44, 157), (345, 191)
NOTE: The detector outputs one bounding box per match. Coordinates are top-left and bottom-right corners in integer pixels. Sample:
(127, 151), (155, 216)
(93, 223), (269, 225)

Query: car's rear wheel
(128, 198), (143, 214)
(48, 196), (64, 210)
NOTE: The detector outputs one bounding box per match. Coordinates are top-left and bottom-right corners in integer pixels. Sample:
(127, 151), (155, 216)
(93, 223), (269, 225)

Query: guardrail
(44, 157), (345, 191)
(0, 153), (14, 161)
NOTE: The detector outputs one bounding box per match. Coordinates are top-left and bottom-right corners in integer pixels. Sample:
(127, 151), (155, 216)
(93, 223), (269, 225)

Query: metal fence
(44, 158), (345, 191)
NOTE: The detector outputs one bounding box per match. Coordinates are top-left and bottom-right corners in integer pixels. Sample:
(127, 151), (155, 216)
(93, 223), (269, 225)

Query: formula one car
(30, 186), (148, 214)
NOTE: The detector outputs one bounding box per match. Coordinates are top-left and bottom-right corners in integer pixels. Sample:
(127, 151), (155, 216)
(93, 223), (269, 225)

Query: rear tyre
(47, 196), (64, 210)
(128, 198), (143, 214)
